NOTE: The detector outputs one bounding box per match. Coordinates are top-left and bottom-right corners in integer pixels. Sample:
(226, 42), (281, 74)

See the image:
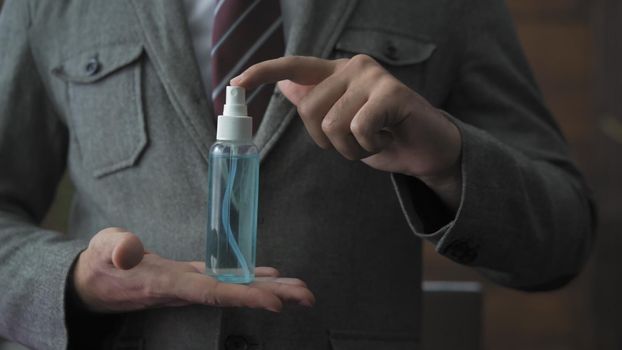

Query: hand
(72, 227), (315, 313)
(231, 55), (463, 210)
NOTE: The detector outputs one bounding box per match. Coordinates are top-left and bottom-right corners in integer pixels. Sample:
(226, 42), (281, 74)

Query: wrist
(67, 251), (94, 314)
(411, 109), (463, 211)
(419, 160), (462, 213)
(66, 251), (122, 348)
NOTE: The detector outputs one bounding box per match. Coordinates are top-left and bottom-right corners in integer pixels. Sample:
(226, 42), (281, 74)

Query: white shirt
(182, 0), (217, 99)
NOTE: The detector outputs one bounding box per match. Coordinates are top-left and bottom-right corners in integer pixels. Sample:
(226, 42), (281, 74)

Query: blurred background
(1, 0), (621, 349)
(421, 0), (622, 349)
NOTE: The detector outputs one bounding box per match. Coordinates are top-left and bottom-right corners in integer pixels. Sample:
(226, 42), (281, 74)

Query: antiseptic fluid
(206, 86), (259, 284)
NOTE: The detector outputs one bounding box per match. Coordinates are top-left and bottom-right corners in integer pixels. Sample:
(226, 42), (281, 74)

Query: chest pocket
(333, 28), (436, 90)
(53, 43), (147, 178)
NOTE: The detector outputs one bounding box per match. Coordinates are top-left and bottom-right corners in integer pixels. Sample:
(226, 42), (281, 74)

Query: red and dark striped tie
(211, 0), (285, 129)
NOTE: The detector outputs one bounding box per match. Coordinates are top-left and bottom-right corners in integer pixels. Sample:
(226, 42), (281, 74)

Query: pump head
(217, 86), (253, 142)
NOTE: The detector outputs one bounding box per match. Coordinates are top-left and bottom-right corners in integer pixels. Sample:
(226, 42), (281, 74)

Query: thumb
(111, 232), (145, 270)
(91, 227), (145, 270)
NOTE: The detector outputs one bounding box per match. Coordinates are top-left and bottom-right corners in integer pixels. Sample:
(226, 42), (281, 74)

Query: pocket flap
(53, 43), (143, 83)
(335, 29), (436, 66)
(329, 330), (419, 350)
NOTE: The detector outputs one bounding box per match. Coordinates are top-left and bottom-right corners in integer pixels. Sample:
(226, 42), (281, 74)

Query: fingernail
(230, 74), (244, 86)
(300, 300), (314, 307)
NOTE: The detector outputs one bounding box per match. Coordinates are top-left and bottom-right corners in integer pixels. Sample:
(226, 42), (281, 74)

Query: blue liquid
(206, 142), (259, 284)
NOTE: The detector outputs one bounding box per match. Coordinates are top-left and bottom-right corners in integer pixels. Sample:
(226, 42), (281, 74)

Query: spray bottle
(206, 86), (259, 284)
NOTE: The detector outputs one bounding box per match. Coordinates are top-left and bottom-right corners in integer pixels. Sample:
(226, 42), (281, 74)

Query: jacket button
(444, 239), (478, 264)
(225, 335), (248, 350)
(85, 57), (100, 76)
(384, 41), (398, 60)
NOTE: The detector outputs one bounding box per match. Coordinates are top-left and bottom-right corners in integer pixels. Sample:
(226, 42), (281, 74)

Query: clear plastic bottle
(206, 86), (259, 284)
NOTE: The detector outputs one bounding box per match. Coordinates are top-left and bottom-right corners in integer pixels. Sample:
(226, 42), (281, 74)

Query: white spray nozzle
(217, 86), (252, 141)
(227, 86), (245, 105)
(223, 86), (248, 117)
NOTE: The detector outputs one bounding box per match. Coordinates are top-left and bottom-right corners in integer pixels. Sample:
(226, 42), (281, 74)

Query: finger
(321, 88), (371, 160)
(231, 56), (341, 90)
(255, 267), (280, 278)
(350, 98), (395, 153)
(251, 281), (316, 307)
(185, 268), (304, 287)
(175, 273), (283, 312)
(255, 277), (308, 288)
(297, 73), (348, 148)
(186, 264), (280, 278)
(188, 261), (206, 273)
(91, 227), (145, 270)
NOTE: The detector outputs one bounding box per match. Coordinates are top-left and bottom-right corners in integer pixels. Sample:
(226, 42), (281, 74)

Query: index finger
(230, 56), (340, 90)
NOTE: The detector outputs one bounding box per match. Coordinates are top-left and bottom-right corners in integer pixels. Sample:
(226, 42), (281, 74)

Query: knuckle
(202, 288), (218, 306)
(350, 118), (368, 138)
(361, 64), (387, 83)
(321, 117), (338, 135)
(297, 98), (315, 121)
(350, 119), (385, 153)
(349, 54), (375, 68)
(379, 77), (408, 97)
(387, 80), (405, 95)
(334, 58), (349, 68)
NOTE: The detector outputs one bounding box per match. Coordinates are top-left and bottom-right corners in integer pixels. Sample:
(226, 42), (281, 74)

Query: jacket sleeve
(392, 0), (595, 290)
(0, 1), (88, 349)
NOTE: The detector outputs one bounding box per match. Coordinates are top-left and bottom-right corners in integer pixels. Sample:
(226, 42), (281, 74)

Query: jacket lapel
(127, 0), (358, 163)
(128, 0), (216, 162)
(255, 0), (359, 162)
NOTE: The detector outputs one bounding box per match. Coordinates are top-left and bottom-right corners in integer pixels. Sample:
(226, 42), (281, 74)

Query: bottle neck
(215, 138), (254, 145)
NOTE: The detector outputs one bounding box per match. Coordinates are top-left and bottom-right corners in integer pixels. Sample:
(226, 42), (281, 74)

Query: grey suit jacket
(0, 0), (594, 349)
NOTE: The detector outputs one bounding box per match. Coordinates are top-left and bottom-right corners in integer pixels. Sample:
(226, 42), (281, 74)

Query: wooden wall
(424, 0), (622, 349)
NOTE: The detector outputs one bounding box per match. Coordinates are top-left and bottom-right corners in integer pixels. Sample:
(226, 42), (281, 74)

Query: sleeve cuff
(1, 231), (88, 350)
(391, 112), (514, 266)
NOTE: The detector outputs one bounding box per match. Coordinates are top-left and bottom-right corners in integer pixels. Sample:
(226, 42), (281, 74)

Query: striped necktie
(211, 0), (285, 130)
